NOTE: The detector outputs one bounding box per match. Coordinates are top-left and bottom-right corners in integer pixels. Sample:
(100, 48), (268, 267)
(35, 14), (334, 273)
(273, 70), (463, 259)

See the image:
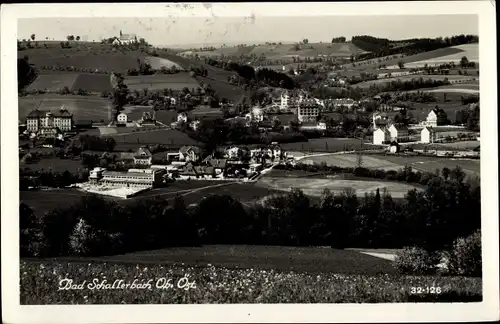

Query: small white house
(388, 124), (409, 142)
(117, 112), (128, 124)
(424, 110), (438, 127)
(420, 127), (435, 143)
(373, 128), (388, 145)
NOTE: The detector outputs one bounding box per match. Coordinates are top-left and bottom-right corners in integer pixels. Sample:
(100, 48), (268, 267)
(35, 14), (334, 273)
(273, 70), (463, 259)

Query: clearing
(355, 74), (476, 88)
(27, 73), (113, 93)
(298, 153), (401, 169)
(391, 44), (480, 68)
(374, 154), (480, 175)
(280, 138), (382, 153)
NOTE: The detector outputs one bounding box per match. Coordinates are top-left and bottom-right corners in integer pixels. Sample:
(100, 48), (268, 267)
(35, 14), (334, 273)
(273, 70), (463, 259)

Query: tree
(397, 60), (405, 69)
(76, 36), (81, 41)
(67, 35), (75, 41)
(30, 34), (35, 41)
(460, 56), (469, 69)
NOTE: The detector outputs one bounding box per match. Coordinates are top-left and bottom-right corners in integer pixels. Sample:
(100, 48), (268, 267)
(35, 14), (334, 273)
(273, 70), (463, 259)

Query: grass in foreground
(20, 261), (482, 304)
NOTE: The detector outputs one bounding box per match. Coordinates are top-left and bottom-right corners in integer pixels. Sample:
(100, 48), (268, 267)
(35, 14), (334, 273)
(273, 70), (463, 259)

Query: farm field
(349, 44), (478, 71)
(18, 95), (111, 122)
(26, 49), (144, 73)
(20, 189), (91, 216)
(374, 154), (480, 175)
(124, 73), (199, 91)
(144, 55), (184, 70)
(106, 128), (200, 150)
(182, 42), (369, 60)
(256, 176), (421, 198)
(20, 259), (482, 304)
(410, 84), (479, 94)
(409, 101), (471, 123)
(26, 73), (78, 92)
(71, 73), (113, 92)
(390, 44), (480, 68)
(437, 141), (480, 150)
(355, 74), (477, 88)
(196, 76), (247, 102)
(280, 138), (382, 153)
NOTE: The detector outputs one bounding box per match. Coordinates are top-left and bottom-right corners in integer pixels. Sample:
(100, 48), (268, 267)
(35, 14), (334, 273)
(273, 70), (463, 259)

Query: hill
(179, 42), (369, 60)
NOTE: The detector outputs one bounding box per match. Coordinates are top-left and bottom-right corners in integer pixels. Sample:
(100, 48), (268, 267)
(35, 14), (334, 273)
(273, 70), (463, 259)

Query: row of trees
(20, 166), (480, 257)
(17, 56), (38, 91)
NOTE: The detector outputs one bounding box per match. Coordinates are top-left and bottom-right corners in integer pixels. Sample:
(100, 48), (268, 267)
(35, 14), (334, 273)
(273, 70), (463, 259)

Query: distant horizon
(18, 15), (478, 47)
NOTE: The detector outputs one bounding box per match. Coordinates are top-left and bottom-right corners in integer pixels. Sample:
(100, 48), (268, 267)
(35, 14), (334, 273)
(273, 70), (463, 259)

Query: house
(203, 156), (228, 177)
(224, 146), (245, 160)
(373, 128), (389, 145)
(26, 107), (73, 136)
(388, 123), (409, 142)
(245, 107), (264, 122)
(420, 126), (462, 143)
(331, 98), (356, 110)
(422, 108), (448, 127)
(388, 141), (400, 154)
(117, 112), (128, 124)
(133, 147), (153, 166)
(299, 121), (327, 131)
(179, 145), (202, 163)
(268, 113), (298, 129)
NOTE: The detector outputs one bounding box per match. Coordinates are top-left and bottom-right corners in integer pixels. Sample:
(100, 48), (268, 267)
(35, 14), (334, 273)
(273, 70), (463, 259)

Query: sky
(18, 15), (478, 47)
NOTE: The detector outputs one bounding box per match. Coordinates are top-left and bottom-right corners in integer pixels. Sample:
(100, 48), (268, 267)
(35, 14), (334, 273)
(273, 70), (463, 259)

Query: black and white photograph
(2, 2), (498, 323)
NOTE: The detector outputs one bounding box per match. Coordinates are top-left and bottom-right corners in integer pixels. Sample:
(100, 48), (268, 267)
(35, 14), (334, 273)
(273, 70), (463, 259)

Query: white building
(117, 112), (128, 124)
(133, 147), (153, 166)
(88, 167), (162, 188)
(245, 107), (264, 123)
(388, 124), (410, 142)
(26, 108), (73, 136)
(113, 30), (138, 45)
(373, 128), (389, 145)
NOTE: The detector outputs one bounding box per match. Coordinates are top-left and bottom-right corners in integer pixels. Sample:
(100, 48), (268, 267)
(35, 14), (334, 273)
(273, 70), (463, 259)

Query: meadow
(180, 42), (368, 60)
(27, 73), (113, 93)
(22, 45), (145, 73)
(299, 153), (401, 169)
(373, 154), (480, 175)
(144, 55), (184, 70)
(256, 176), (420, 199)
(280, 138), (382, 153)
(108, 128), (200, 150)
(20, 260), (482, 304)
(18, 95), (111, 122)
(391, 44), (480, 68)
(355, 74), (476, 89)
(124, 73), (199, 91)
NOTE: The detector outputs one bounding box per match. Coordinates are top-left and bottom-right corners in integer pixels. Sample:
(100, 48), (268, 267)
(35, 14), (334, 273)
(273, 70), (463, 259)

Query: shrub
(394, 246), (440, 275)
(20, 228), (48, 257)
(446, 230), (482, 277)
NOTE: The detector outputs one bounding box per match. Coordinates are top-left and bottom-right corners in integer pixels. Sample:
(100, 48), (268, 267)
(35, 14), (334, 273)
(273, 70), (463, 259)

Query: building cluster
(112, 30), (138, 46)
(85, 143), (287, 190)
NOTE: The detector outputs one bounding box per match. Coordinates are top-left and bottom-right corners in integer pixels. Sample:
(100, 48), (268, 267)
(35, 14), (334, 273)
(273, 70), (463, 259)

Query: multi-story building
(133, 147), (153, 166)
(88, 167), (163, 188)
(388, 123), (410, 142)
(26, 108), (73, 136)
(297, 100), (320, 123)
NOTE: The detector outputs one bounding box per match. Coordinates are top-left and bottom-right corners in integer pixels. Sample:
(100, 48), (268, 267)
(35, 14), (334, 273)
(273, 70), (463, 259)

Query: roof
(118, 152), (135, 161)
(102, 171), (153, 178)
(180, 145), (201, 155)
(27, 109), (73, 118)
(134, 147), (152, 158)
(120, 34), (136, 41)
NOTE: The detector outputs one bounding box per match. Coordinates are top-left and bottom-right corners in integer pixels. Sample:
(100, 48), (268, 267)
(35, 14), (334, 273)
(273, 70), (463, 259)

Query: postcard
(1, 2), (498, 323)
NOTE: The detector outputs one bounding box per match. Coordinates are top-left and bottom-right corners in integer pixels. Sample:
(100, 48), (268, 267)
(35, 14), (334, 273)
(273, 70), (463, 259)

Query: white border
(2, 2), (498, 323)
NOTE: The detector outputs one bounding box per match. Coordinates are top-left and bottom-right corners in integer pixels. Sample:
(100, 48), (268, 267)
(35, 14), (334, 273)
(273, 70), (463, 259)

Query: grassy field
(280, 138), (382, 153)
(355, 74), (476, 89)
(26, 73), (79, 92)
(72, 73), (113, 92)
(20, 257), (481, 303)
(256, 176), (420, 199)
(392, 44), (480, 68)
(20, 189), (91, 216)
(124, 73), (199, 91)
(20, 157), (84, 173)
(107, 128), (199, 150)
(144, 55), (184, 70)
(18, 95), (111, 122)
(348, 44), (477, 71)
(374, 155), (480, 175)
(22, 46), (145, 72)
(180, 42), (368, 60)
(299, 153), (401, 169)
